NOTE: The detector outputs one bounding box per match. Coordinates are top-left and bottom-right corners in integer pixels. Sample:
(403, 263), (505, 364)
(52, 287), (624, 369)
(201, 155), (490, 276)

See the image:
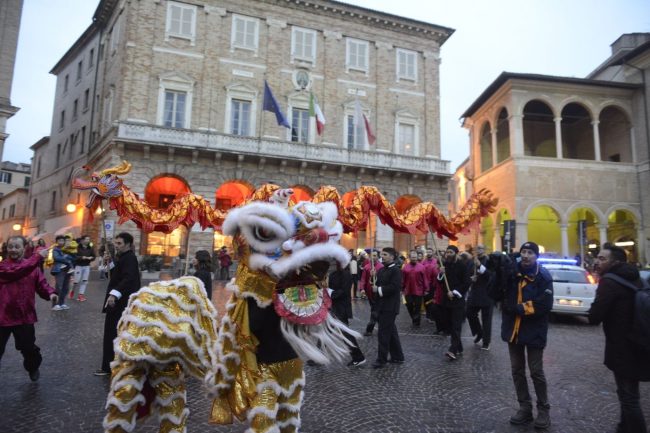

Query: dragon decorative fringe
(72, 161), (497, 239)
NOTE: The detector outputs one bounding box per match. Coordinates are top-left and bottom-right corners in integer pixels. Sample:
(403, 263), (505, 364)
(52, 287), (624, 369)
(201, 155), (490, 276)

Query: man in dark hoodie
(589, 243), (649, 433)
(501, 242), (553, 429)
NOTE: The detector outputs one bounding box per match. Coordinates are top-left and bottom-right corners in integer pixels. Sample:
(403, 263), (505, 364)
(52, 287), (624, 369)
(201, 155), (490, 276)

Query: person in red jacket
(402, 250), (427, 327)
(0, 236), (57, 382)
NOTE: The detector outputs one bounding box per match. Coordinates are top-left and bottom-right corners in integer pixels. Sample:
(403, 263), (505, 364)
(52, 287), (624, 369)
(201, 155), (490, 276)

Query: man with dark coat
(371, 247), (404, 369)
(438, 245), (472, 360)
(329, 264), (365, 367)
(94, 232), (141, 376)
(466, 244), (495, 350)
(501, 242), (553, 429)
(361, 250), (383, 336)
(589, 243), (649, 433)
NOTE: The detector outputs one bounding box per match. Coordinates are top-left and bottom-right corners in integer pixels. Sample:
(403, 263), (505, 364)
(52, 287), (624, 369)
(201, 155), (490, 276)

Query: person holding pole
(437, 245), (472, 360)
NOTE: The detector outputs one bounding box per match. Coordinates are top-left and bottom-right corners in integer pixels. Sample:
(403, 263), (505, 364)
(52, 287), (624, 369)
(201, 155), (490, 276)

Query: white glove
(326, 288), (333, 296)
(452, 290), (462, 298)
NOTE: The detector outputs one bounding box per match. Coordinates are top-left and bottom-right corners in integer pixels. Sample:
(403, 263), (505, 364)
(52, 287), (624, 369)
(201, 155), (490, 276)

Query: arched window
(479, 122), (492, 172)
(523, 100), (556, 157)
(561, 103), (594, 160)
(496, 108), (510, 163)
(599, 106), (632, 162)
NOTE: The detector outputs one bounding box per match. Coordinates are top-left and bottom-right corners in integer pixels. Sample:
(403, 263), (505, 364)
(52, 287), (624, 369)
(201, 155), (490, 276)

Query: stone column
(592, 120), (601, 161)
(554, 117), (563, 159)
(598, 224), (608, 247)
(637, 227), (645, 265)
(493, 223), (501, 252)
(509, 114), (524, 157)
(560, 224), (569, 258)
(491, 128), (498, 166)
(516, 221), (528, 247)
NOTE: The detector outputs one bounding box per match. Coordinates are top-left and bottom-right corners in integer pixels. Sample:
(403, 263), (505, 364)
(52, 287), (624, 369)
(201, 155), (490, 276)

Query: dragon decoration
(72, 160), (497, 239)
(72, 161), (497, 433)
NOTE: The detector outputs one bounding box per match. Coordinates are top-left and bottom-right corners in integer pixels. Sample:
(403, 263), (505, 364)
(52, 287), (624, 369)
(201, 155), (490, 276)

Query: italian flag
(309, 93), (326, 135)
(354, 97), (376, 145)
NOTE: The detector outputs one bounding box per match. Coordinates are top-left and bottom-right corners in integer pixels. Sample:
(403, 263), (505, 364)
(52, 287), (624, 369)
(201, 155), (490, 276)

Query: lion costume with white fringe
(73, 161), (497, 433)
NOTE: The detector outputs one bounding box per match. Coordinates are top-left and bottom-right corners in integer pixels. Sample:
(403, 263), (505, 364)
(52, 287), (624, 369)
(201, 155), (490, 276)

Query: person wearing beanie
(438, 245), (472, 360)
(501, 241), (553, 428)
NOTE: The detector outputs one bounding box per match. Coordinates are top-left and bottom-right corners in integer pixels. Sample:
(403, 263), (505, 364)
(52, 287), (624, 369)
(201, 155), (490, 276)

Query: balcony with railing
(116, 122), (450, 176)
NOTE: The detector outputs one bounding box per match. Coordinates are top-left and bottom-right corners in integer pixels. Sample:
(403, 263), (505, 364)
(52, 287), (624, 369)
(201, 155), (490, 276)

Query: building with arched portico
(454, 33), (650, 265)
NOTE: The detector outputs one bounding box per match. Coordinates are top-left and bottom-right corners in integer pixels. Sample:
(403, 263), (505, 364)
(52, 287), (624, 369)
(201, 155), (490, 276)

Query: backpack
(601, 272), (650, 354)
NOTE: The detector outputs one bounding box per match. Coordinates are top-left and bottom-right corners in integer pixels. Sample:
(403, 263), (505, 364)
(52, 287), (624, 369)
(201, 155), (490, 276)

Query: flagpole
(258, 78), (265, 144)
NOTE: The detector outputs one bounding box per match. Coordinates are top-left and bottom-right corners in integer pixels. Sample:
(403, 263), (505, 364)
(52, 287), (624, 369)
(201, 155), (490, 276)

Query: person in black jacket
(466, 245), (495, 350)
(329, 264), (365, 367)
(371, 247), (404, 369)
(438, 245), (472, 360)
(501, 242), (553, 429)
(94, 232), (141, 376)
(71, 235), (96, 302)
(589, 243), (649, 433)
(192, 250), (213, 300)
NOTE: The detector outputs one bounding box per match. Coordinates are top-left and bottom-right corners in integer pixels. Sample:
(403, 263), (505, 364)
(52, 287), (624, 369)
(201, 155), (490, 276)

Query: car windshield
(549, 269), (589, 284)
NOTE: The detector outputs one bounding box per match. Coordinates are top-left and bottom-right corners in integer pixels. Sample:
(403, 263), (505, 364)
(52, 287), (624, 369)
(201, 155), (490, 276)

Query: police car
(539, 258), (597, 316)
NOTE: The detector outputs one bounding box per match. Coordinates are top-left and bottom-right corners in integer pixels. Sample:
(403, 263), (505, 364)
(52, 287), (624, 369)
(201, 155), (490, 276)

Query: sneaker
(77, 294), (87, 302)
(60, 304), (70, 310)
(389, 358), (404, 364)
(68, 290), (75, 299)
(51, 305), (62, 311)
(93, 369), (110, 376)
(474, 334), (482, 344)
(371, 360), (386, 369)
(29, 369), (40, 382)
(348, 358), (367, 367)
(481, 344), (490, 351)
(445, 351), (457, 360)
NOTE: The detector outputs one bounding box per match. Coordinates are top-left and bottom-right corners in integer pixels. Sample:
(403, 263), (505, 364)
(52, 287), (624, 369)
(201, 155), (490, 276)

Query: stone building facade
(28, 0), (454, 261)
(0, 0), (24, 159)
(457, 33), (650, 264)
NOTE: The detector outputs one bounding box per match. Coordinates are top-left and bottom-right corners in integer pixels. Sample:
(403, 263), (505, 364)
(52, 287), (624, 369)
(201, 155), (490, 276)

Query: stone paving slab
(0, 276), (648, 432)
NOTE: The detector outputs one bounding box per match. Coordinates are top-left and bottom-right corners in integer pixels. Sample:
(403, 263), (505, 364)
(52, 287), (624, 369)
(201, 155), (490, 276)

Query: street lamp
(12, 223), (21, 231)
(66, 203), (77, 213)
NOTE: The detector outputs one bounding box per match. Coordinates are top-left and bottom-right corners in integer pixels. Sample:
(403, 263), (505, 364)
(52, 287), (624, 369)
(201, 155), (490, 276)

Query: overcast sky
(5, 0), (650, 171)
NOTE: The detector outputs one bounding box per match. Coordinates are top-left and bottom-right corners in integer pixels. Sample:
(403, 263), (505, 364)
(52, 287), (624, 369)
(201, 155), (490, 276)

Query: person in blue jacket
(501, 241), (553, 429)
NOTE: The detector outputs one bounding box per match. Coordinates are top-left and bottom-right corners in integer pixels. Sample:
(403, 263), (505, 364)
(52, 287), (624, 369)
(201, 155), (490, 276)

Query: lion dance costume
(72, 162), (497, 433)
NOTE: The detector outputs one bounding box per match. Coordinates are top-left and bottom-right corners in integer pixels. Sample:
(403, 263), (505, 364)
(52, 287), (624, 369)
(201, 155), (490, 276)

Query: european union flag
(263, 80), (290, 129)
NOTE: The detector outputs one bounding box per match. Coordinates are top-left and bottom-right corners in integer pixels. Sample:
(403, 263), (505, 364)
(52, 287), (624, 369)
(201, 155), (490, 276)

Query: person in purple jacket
(0, 236), (58, 382)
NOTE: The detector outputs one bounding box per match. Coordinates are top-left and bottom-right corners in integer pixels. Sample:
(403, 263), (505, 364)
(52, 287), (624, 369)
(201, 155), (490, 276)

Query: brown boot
(534, 406), (550, 429)
(509, 406), (533, 425)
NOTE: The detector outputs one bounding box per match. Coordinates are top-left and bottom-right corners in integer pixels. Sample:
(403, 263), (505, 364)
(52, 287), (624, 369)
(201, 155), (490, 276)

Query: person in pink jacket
(0, 236), (57, 382)
(402, 250), (427, 326)
(422, 248), (440, 324)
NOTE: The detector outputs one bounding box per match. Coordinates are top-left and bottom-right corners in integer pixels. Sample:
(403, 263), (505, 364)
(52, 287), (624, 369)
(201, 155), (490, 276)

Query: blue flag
(263, 80), (290, 129)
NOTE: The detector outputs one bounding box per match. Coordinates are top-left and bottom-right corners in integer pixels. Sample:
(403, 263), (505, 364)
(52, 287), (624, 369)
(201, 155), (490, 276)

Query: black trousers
(365, 298), (378, 333)
(338, 316), (365, 362)
(376, 311), (404, 364)
(508, 343), (549, 410)
(447, 306), (465, 354)
(405, 295), (423, 325)
(614, 372), (648, 433)
(466, 303), (493, 345)
(101, 312), (122, 372)
(431, 303), (450, 334)
(0, 324), (42, 373)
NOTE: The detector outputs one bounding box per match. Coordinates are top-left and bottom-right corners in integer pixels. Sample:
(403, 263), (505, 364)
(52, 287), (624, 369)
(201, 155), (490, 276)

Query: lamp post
(12, 223), (21, 231)
(66, 203), (77, 213)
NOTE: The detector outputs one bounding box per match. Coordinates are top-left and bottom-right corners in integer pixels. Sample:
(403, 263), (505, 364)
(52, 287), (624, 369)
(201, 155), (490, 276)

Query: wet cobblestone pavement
(0, 276), (648, 432)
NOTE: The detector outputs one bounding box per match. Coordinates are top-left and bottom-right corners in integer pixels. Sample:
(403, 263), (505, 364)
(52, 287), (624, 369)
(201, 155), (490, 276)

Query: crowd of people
(0, 232), (647, 432)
